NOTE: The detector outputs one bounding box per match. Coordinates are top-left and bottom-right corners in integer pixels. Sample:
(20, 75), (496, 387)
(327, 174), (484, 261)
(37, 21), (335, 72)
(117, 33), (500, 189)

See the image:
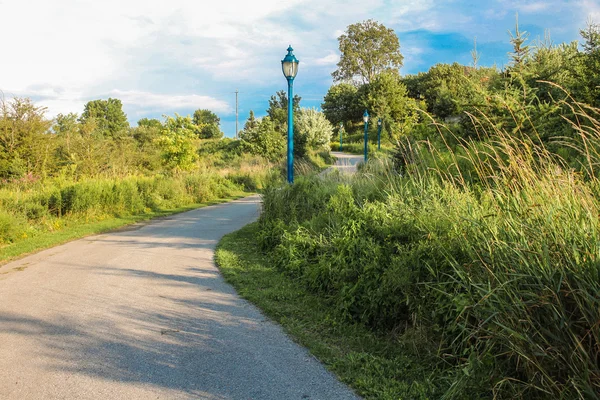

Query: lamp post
(377, 118), (382, 150)
(339, 122), (343, 151)
(363, 110), (369, 163)
(281, 46), (299, 184)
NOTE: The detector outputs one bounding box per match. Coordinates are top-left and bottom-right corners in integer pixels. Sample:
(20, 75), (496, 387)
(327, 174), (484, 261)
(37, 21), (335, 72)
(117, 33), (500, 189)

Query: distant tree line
(0, 95), (226, 180)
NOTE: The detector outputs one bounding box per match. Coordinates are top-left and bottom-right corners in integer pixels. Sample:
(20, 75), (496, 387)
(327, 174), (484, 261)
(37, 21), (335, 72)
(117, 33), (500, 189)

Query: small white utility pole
(235, 89), (239, 139)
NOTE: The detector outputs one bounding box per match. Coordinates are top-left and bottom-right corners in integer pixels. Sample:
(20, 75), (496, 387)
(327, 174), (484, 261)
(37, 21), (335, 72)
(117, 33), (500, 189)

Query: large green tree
(363, 72), (421, 141)
(192, 109), (223, 139)
(157, 114), (198, 171)
(332, 19), (403, 85)
(0, 98), (52, 178)
(321, 83), (363, 128)
(79, 98), (129, 137)
(240, 116), (285, 161)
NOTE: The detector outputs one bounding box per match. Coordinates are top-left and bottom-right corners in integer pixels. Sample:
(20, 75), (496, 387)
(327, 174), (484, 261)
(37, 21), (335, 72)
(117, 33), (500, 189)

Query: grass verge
(215, 222), (437, 400)
(0, 193), (247, 266)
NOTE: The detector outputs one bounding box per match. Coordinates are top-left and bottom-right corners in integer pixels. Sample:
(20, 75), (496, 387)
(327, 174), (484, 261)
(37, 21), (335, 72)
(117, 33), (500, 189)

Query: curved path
(0, 196), (359, 400)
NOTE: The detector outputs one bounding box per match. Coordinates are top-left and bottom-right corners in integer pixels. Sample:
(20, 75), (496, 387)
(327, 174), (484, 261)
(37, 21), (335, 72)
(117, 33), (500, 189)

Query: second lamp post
(282, 46), (299, 184)
(363, 110), (369, 163)
(377, 118), (382, 150)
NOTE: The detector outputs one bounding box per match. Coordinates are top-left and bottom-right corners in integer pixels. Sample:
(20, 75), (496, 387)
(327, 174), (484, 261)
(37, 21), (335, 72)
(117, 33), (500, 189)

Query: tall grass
(0, 171), (245, 245)
(259, 100), (600, 398)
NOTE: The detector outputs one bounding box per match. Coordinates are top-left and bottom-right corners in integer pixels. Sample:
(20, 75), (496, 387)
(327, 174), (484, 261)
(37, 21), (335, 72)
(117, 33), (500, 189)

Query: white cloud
(0, 0), (589, 123)
(519, 2), (551, 13)
(313, 54), (339, 66)
(0, 0), (305, 116)
(110, 90), (231, 113)
(581, 0), (600, 21)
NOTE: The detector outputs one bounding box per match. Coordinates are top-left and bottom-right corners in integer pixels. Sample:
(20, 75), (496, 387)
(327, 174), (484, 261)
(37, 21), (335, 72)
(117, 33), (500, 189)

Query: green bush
(0, 170), (249, 247)
(0, 211), (25, 243)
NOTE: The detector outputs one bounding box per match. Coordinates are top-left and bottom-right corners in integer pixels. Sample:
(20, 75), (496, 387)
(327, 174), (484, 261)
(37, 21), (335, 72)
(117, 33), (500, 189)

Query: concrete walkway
(0, 196), (360, 399)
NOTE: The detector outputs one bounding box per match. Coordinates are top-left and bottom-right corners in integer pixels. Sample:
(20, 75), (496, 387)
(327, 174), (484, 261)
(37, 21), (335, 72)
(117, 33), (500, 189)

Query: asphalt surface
(328, 152), (363, 174)
(0, 195), (360, 400)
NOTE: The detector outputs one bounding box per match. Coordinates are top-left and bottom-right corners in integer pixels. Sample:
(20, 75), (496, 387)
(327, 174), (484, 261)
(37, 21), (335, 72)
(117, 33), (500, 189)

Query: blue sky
(0, 0), (598, 137)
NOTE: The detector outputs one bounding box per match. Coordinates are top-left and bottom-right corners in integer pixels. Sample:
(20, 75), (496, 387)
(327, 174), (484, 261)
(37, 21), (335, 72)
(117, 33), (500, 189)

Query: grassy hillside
(219, 99), (600, 399)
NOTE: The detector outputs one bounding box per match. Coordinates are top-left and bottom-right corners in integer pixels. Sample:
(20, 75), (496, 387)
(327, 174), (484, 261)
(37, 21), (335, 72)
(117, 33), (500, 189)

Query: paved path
(0, 196), (359, 400)
(327, 152), (363, 174)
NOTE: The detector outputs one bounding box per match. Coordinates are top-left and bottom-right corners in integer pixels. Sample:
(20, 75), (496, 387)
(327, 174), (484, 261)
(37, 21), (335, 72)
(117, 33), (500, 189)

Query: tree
(332, 19), (403, 85)
(0, 97), (52, 178)
(157, 114), (198, 171)
(575, 21), (600, 106)
(132, 119), (163, 171)
(508, 14), (531, 75)
(239, 116), (285, 161)
(363, 72), (420, 141)
(79, 98), (129, 137)
(321, 83), (363, 127)
(137, 118), (163, 130)
(243, 110), (258, 132)
(53, 113), (78, 135)
(192, 109), (223, 139)
(295, 108), (334, 155)
(267, 90), (301, 134)
(421, 63), (477, 119)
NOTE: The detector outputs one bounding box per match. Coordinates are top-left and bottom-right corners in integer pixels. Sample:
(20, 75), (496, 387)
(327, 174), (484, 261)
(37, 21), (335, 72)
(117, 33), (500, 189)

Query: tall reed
(259, 97), (600, 398)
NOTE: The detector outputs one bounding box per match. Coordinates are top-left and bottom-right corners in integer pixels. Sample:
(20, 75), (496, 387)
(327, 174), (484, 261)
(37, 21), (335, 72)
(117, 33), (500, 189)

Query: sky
(1, 0), (598, 137)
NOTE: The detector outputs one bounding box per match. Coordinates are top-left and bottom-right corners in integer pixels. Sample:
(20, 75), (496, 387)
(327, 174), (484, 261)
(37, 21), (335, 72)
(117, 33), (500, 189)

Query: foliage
(79, 98), (129, 137)
(332, 19), (403, 84)
(0, 97), (52, 179)
(137, 118), (163, 129)
(508, 14), (531, 73)
(295, 108), (334, 156)
(257, 96), (600, 398)
(216, 222), (439, 399)
(156, 114), (199, 171)
(321, 83), (362, 128)
(193, 109), (223, 139)
(364, 71), (421, 141)
(0, 171), (243, 247)
(243, 110), (258, 132)
(575, 21), (600, 107)
(239, 116), (285, 161)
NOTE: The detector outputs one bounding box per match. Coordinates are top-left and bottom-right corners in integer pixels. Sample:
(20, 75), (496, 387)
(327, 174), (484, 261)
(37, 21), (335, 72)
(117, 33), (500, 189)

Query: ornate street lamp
(377, 118), (382, 150)
(282, 46), (299, 184)
(363, 110), (369, 163)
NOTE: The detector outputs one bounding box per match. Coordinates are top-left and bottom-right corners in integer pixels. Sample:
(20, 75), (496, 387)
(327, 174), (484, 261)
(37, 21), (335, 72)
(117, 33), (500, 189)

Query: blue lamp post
(282, 46), (299, 184)
(363, 110), (369, 163)
(377, 118), (382, 150)
(339, 122), (343, 151)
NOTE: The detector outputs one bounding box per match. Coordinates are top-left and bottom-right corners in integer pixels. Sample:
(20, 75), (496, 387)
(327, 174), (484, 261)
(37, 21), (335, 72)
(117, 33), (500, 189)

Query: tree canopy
(79, 98), (129, 137)
(321, 83), (362, 127)
(192, 109), (223, 139)
(332, 19), (403, 85)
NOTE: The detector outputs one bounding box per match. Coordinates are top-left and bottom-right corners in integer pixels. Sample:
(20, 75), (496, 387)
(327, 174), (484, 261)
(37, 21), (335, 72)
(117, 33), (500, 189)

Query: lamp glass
(282, 61), (298, 78)
(363, 114), (369, 123)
